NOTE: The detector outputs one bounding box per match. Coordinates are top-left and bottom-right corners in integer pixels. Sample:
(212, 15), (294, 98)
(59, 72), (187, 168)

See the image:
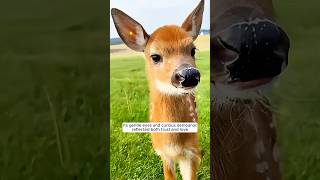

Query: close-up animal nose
(217, 19), (290, 81)
(172, 64), (200, 88)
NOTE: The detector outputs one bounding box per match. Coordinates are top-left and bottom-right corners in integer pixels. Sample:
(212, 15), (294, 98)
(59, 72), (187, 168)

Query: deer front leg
(178, 156), (200, 180)
(161, 156), (176, 180)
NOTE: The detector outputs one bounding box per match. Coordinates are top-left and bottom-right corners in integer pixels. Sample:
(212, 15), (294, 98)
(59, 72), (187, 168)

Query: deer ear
(111, 8), (149, 52)
(181, 0), (205, 40)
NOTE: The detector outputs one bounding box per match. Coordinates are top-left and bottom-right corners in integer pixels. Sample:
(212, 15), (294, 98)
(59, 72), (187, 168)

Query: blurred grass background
(271, 0), (320, 179)
(110, 42), (210, 179)
(0, 0), (108, 179)
(0, 0), (319, 179)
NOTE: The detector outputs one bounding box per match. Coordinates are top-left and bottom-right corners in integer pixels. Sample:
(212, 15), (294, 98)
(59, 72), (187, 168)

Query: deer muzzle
(171, 64), (200, 89)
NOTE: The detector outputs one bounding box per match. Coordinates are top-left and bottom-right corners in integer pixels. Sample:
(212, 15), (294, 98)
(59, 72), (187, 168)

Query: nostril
(195, 74), (200, 82)
(175, 73), (185, 82)
(171, 67), (200, 88)
(194, 71), (201, 82)
(180, 69), (200, 87)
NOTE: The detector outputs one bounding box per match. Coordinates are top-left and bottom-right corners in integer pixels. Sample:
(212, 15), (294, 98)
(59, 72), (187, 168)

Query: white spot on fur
(155, 79), (196, 96)
(255, 141), (265, 160)
(269, 121), (275, 128)
(256, 161), (269, 173)
(266, 177), (271, 180)
(246, 111), (258, 133)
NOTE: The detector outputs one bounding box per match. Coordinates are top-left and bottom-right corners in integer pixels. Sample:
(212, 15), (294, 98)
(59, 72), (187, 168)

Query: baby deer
(111, 0), (205, 179)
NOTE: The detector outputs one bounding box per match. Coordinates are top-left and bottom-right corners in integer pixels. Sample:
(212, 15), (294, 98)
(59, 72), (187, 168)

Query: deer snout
(171, 64), (200, 88)
(218, 19), (290, 82)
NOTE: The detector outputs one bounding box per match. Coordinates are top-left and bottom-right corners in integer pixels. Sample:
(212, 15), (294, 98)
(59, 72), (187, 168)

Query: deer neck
(149, 89), (197, 123)
(211, 98), (281, 180)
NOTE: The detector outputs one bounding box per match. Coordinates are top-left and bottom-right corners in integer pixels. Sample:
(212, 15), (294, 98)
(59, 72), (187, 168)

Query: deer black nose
(172, 64), (200, 88)
(218, 19), (290, 81)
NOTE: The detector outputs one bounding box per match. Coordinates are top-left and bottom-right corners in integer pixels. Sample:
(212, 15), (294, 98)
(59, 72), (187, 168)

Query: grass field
(110, 36), (210, 179)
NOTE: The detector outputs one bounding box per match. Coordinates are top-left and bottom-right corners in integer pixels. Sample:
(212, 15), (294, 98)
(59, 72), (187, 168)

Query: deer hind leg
(178, 155), (200, 180)
(161, 156), (176, 180)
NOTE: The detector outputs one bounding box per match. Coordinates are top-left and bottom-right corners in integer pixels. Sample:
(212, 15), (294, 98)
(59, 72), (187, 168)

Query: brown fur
(211, 98), (281, 180)
(147, 26), (201, 180)
(144, 26), (196, 88)
(150, 91), (201, 180)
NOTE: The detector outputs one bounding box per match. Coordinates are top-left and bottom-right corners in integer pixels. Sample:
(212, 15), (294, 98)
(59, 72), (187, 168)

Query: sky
(110, 0), (210, 38)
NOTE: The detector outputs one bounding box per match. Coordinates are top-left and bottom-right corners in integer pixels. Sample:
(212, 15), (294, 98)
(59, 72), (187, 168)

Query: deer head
(111, 0), (205, 96)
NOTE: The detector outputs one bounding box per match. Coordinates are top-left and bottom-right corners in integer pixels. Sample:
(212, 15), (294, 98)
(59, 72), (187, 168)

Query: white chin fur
(155, 79), (196, 96)
(212, 81), (274, 103)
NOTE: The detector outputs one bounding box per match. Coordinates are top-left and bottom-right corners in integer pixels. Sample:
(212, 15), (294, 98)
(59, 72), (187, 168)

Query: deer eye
(151, 54), (162, 64)
(191, 48), (196, 57)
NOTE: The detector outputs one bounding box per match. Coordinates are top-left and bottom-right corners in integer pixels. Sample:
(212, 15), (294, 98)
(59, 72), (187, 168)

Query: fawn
(211, 0), (289, 179)
(111, 0), (205, 179)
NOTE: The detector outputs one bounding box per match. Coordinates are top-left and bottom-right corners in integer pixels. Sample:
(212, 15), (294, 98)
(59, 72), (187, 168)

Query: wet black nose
(172, 64), (200, 88)
(218, 19), (290, 81)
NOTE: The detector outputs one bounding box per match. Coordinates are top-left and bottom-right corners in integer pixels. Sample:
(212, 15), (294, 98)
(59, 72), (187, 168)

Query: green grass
(0, 0), (108, 179)
(270, 0), (320, 179)
(110, 51), (210, 179)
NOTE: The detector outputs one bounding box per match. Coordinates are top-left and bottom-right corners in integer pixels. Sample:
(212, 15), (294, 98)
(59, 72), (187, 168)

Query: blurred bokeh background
(270, 0), (320, 179)
(0, 0), (108, 179)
